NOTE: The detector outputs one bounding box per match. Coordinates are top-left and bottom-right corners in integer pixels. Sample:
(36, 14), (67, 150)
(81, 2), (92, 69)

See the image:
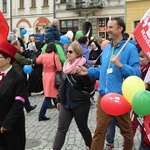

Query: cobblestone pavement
(25, 91), (141, 150)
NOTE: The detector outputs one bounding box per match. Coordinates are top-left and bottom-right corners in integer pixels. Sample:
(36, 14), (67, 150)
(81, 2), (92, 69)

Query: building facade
(126, 0), (150, 34)
(56, 0), (125, 40)
(0, 0), (125, 42)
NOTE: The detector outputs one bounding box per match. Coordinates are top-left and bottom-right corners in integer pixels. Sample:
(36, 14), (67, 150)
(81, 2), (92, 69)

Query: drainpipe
(10, 0), (12, 30)
(53, 0), (56, 18)
(124, 0), (126, 23)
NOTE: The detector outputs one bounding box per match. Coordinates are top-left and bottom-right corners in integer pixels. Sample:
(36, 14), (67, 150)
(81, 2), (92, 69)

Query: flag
(86, 26), (91, 38)
(0, 11), (9, 41)
(132, 9), (150, 60)
(144, 115), (150, 142)
(109, 15), (111, 21)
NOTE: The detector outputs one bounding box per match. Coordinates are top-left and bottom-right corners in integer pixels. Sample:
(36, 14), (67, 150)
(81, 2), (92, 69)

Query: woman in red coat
(36, 42), (62, 121)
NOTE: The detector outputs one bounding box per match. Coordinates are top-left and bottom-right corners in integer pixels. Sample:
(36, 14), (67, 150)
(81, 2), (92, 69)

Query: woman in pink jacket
(36, 42), (62, 121)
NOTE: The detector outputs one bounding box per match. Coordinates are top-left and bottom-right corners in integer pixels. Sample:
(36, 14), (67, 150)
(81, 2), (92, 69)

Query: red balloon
(95, 80), (99, 90)
(100, 93), (131, 116)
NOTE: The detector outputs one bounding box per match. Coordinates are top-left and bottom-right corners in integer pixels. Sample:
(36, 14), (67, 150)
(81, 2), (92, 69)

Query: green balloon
(132, 90), (150, 116)
(75, 31), (83, 39)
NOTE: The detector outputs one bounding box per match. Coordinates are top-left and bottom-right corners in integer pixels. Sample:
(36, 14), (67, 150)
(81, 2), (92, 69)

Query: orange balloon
(30, 36), (34, 42)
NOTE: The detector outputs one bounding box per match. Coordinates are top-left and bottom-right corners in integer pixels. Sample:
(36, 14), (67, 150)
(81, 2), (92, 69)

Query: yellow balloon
(122, 76), (145, 104)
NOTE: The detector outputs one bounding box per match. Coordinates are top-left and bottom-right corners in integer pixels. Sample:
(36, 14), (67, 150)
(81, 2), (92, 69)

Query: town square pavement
(25, 91), (141, 150)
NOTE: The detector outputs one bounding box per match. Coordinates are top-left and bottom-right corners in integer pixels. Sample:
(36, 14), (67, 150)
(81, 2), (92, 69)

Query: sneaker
(105, 144), (114, 150)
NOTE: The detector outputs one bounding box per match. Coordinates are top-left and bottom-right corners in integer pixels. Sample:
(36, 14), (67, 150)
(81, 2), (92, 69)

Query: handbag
(66, 74), (96, 98)
(53, 54), (63, 89)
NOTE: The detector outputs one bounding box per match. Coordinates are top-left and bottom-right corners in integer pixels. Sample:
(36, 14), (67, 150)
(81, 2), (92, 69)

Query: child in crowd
(131, 49), (150, 149)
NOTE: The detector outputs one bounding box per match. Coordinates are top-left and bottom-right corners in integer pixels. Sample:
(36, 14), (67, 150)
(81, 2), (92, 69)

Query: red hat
(0, 40), (17, 61)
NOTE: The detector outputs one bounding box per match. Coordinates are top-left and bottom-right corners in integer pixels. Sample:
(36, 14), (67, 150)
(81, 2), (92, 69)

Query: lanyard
(108, 46), (114, 68)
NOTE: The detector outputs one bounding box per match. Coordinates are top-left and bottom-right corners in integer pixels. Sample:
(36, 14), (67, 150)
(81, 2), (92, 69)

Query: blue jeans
(106, 117), (117, 146)
(39, 97), (55, 117)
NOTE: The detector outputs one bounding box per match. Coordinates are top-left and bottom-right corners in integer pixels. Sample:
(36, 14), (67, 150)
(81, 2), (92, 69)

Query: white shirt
(0, 65), (12, 80)
(28, 42), (36, 51)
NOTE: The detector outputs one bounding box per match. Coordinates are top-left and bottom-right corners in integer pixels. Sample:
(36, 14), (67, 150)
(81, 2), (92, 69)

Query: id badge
(107, 68), (113, 74)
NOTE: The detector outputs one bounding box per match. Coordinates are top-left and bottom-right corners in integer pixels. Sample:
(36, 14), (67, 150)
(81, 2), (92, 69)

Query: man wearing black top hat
(0, 40), (26, 150)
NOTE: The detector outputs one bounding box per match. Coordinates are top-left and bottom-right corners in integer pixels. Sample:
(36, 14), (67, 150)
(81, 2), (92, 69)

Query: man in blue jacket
(77, 17), (141, 150)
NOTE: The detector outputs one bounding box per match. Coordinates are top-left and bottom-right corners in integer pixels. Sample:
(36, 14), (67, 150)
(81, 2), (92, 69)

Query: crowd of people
(0, 16), (150, 150)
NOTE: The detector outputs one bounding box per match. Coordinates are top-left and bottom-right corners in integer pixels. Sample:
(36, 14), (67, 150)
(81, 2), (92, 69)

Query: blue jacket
(88, 40), (141, 96)
(45, 25), (60, 43)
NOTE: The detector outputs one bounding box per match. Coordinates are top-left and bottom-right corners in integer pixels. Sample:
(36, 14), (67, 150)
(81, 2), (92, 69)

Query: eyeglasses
(66, 50), (74, 54)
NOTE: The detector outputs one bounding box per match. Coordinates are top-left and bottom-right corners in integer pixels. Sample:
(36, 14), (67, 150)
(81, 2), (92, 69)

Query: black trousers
(53, 104), (92, 150)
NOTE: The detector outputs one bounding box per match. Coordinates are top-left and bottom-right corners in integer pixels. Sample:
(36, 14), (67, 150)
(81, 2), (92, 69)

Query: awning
(35, 18), (50, 26)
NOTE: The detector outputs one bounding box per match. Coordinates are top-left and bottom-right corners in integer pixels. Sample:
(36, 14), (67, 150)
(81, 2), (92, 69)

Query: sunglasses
(66, 50), (74, 54)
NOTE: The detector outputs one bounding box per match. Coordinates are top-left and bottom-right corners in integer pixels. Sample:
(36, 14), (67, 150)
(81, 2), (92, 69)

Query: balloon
(30, 36), (34, 42)
(101, 40), (110, 50)
(132, 90), (150, 116)
(23, 65), (32, 74)
(90, 36), (95, 40)
(65, 30), (74, 40)
(100, 93), (131, 116)
(95, 80), (99, 90)
(60, 35), (69, 44)
(75, 31), (83, 39)
(21, 29), (27, 36)
(122, 76), (145, 104)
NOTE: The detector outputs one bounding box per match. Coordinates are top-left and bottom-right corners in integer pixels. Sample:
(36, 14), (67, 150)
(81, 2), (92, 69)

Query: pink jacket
(36, 52), (62, 97)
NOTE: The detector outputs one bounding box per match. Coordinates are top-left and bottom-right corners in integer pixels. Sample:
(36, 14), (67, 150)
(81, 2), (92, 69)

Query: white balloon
(65, 30), (74, 40)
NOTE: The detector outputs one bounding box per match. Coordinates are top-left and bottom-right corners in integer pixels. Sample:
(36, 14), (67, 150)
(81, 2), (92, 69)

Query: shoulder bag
(53, 54), (63, 89)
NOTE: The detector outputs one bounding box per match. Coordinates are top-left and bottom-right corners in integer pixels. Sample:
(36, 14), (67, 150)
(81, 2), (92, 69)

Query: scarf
(63, 56), (86, 74)
(140, 64), (150, 80)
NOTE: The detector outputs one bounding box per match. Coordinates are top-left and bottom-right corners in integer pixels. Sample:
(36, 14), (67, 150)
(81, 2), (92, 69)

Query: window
(98, 18), (109, 39)
(60, 20), (78, 34)
(20, 0), (24, 8)
(67, 20), (72, 28)
(61, 21), (67, 28)
(20, 28), (24, 38)
(134, 20), (140, 28)
(43, 0), (48, 6)
(3, 0), (7, 13)
(31, 0), (36, 7)
(60, 0), (66, 3)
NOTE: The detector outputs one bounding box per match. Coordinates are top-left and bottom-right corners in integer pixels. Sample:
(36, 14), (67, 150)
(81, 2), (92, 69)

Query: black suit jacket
(0, 67), (26, 150)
